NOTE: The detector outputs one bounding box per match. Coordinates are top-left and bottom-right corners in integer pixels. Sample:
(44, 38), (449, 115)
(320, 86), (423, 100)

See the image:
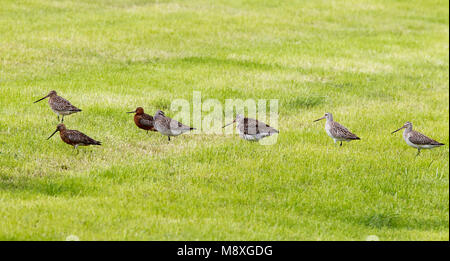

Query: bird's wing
(155, 115), (193, 131)
(157, 115), (192, 131)
(243, 118), (279, 135)
(139, 114), (154, 127)
(169, 119), (193, 130)
(329, 121), (359, 139)
(52, 96), (81, 111)
(409, 131), (442, 145)
(66, 130), (99, 145)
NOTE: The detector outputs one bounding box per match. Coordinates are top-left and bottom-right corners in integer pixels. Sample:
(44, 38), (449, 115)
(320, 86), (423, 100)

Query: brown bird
(47, 124), (101, 149)
(34, 90), (81, 122)
(127, 107), (157, 133)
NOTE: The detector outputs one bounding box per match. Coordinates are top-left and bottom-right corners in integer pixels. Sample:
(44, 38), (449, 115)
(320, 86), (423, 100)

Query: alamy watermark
(167, 91), (279, 145)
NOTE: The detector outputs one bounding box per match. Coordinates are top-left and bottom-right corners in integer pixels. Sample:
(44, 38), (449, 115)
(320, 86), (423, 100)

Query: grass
(0, 0), (448, 240)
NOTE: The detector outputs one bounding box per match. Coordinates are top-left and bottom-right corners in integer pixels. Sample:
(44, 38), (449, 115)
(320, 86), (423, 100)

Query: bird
(127, 107), (157, 134)
(222, 114), (279, 141)
(391, 121), (444, 156)
(47, 123), (101, 149)
(314, 112), (360, 146)
(34, 90), (81, 122)
(153, 110), (195, 141)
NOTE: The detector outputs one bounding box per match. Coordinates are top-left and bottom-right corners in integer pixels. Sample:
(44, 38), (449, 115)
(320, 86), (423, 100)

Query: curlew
(314, 112), (360, 146)
(391, 121), (444, 156)
(34, 90), (81, 122)
(47, 124), (101, 149)
(222, 114), (279, 141)
(127, 107), (157, 134)
(153, 110), (195, 141)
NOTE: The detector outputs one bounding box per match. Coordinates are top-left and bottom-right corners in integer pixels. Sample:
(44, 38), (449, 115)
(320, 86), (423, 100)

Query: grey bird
(314, 112), (360, 146)
(153, 110), (195, 141)
(222, 114), (279, 141)
(34, 90), (81, 122)
(392, 121), (444, 156)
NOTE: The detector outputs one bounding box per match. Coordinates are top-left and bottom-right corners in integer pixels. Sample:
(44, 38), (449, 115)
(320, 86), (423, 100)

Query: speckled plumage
(328, 121), (360, 141)
(407, 130), (442, 146)
(34, 90), (81, 122)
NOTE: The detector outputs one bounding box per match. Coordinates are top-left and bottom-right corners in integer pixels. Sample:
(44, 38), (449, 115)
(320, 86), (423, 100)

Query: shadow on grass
(178, 56), (286, 71)
(284, 96), (327, 110)
(349, 212), (448, 231)
(122, 55), (294, 72)
(0, 174), (98, 197)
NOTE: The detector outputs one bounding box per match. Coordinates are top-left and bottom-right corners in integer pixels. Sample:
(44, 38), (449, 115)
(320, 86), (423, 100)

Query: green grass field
(0, 0), (448, 240)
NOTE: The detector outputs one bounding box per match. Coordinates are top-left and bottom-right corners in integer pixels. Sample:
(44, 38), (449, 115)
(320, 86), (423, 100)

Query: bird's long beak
(222, 120), (236, 128)
(126, 110), (136, 114)
(34, 95), (50, 103)
(391, 126), (405, 134)
(314, 116), (326, 122)
(47, 129), (58, 140)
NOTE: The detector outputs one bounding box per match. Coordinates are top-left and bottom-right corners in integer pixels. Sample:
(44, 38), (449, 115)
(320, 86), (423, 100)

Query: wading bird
(47, 124), (101, 149)
(222, 114), (279, 141)
(127, 107), (157, 134)
(314, 112), (360, 146)
(34, 90), (81, 122)
(391, 121), (444, 156)
(153, 110), (195, 141)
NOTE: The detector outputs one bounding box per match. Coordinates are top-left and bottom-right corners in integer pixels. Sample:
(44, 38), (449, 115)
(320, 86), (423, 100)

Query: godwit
(314, 112), (360, 146)
(127, 107), (157, 134)
(47, 124), (101, 149)
(153, 110), (195, 141)
(391, 121), (444, 156)
(222, 114), (279, 141)
(34, 90), (81, 122)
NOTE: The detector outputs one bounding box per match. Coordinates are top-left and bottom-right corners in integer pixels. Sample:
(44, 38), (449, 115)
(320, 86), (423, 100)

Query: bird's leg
(57, 114), (60, 122)
(61, 115), (64, 122)
(168, 136), (171, 142)
(416, 149), (421, 157)
(340, 141), (342, 147)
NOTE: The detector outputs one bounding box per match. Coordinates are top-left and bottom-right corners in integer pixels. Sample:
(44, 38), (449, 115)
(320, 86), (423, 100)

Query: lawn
(0, 0), (448, 240)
